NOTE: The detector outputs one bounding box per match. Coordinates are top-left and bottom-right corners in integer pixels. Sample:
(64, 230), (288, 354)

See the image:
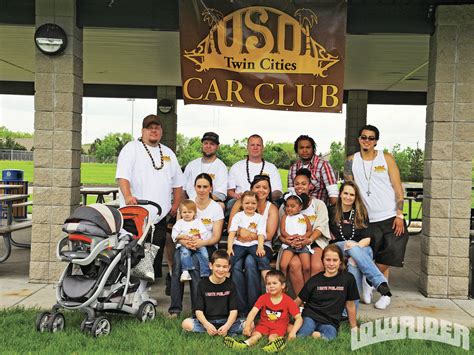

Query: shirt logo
(189, 228), (201, 238)
(317, 286), (344, 291)
(298, 217), (306, 224)
(201, 218), (212, 225)
(305, 214), (316, 223)
(163, 155), (171, 161)
(248, 222), (257, 230)
(209, 173), (216, 180)
(374, 165), (386, 173)
(266, 309), (282, 321)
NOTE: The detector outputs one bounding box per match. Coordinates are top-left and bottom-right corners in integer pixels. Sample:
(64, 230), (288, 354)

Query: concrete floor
(1, 228), (473, 327)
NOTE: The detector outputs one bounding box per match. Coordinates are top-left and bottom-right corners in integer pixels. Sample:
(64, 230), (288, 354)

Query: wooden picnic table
(0, 184), (23, 189)
(0, 194), (31, 263)
(80, 187), (119, 205)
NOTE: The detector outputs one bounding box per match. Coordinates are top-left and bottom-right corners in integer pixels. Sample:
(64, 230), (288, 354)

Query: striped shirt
(288, 155), (337, 203)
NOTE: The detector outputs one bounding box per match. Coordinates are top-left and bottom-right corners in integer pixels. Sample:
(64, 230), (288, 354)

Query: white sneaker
(361, 276), (373, 304)
(375, 295), (391, 310)
(180, 270), (192, 282)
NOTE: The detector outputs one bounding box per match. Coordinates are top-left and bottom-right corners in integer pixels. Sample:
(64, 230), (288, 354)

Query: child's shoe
(224, 336), (248, 349)
(180, 270), (192, 282)
(262, 337), (286, 353)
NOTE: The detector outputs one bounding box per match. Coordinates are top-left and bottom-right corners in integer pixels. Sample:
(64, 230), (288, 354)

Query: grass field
(1, 308), (471, 354)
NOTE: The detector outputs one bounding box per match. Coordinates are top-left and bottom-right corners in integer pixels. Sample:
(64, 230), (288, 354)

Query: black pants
(151, 218), (168, 278)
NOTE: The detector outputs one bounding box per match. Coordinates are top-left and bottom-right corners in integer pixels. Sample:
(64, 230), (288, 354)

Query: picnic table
(80, 187), (119, 205)
(0, 194), (31, 263)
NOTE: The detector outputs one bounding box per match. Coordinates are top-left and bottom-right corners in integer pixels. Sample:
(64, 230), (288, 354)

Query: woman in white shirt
(168, 173), (224, 317)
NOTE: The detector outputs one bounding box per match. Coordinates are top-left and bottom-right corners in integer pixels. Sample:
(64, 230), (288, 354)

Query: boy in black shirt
(182, 249), (244, 335)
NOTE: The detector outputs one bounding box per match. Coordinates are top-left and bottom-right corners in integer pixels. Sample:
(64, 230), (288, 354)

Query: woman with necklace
(168, 173), (224, 317)
(329, 181), (391, 308)
(228, 174), (279, 316)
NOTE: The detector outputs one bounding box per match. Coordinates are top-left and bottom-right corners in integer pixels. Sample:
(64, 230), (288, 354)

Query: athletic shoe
(180, 270), (192, 282)
(224, 337), (248, 350)
(165, 273), (171, 296)
(375, 295), (391, 310)
(361, 276), (373, 304)
(262, 337), (286, 353)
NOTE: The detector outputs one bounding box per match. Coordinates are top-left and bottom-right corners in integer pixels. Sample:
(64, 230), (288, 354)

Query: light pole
(127, 98), (135, 137)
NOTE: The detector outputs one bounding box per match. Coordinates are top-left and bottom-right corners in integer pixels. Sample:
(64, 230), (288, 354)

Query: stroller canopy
(64, 204), (123, 236)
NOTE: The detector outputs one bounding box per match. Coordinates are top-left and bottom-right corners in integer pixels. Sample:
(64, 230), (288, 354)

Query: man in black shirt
(182, 250), (244, 335)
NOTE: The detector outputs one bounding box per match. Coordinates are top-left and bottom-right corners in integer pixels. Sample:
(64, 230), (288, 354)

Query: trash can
(1, 169), (28, 219)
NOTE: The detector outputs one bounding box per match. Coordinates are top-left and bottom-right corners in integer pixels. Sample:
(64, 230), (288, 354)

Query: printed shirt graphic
(255, 293), (300, 329)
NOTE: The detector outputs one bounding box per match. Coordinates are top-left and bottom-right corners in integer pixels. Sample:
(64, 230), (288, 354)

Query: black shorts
(369, 217), (409, 267)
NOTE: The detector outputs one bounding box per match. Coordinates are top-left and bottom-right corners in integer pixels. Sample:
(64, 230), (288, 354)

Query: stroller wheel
(47, 312), (66, 333)
(35, 312), (51, 332)
(90, 317), (111, 337)
(137, 301), (156, 322)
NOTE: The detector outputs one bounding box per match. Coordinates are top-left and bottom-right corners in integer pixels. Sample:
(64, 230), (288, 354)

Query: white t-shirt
(183, 157), (228, 201)
(193, 198), (224, 247)
(279, 192), (330, 249)
(281, 213), (313, 253)
(116, 140), (184, 223)
(227, 159), (282, 194)
(229, 211), (266, 247)
(171, 219), (210, 248)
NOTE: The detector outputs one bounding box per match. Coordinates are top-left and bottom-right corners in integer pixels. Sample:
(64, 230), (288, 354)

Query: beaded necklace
(139, 138), (164, 170)
(338, 209), (355, 241)
(246, 156), (265, 184)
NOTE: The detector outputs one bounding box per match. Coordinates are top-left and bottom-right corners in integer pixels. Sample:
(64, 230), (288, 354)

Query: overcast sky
(0, 94), (426, 153)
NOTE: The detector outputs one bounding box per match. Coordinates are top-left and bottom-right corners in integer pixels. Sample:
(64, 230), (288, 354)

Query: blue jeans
(335, 242), (387, 301)
(189, 318), (245, 334)
(231, 253), (261, 316)
(231, 245), (271, 271)
(179, 246), (210, 277)
(297, 317), (337, 340)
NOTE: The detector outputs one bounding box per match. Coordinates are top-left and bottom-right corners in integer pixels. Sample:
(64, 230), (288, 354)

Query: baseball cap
(201, 132), (220, 144)
(142, 114), (162, 128)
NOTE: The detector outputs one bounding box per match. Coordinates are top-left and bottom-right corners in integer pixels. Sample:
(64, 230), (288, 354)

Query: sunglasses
(360, 135), (376, 141)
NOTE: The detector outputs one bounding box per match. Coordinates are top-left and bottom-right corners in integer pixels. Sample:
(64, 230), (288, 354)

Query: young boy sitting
(181, 249), (244, 336)
(224, 270), (303, 352)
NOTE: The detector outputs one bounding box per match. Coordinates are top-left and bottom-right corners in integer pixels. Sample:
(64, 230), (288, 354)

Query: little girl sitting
(279, 192), (313, 282)
(227, 191), (270, 280)
(172, 200), (211, 282)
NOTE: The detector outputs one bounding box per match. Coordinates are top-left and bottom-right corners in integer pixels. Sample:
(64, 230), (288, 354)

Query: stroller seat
(62, 274), (97, 299)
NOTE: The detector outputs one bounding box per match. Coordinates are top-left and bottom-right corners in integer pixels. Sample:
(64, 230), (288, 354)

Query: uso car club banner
(179, 0), (347, 113)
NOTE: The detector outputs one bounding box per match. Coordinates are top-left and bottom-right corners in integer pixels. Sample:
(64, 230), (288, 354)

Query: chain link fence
(0, 149), (98, 163)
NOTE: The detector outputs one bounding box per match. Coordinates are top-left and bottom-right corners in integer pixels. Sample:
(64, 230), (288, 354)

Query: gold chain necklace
(139, 138), (164, 170)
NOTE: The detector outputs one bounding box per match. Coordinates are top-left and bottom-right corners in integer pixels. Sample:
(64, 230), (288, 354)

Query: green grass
(1, 308), (471, 354)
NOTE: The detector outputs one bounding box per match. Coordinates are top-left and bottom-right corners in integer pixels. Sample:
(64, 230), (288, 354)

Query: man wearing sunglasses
(344, 124), (408, 311)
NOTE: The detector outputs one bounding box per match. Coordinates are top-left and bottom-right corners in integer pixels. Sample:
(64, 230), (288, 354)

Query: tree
(0, 136), (27, 150)
(92, 133), (133, 163)
(408, 146), (424, 182)
(328, 141), (345, 180)
(0, 126), (33, 139)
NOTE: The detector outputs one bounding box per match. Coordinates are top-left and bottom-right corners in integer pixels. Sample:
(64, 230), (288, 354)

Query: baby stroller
(35, 200), (162, 337)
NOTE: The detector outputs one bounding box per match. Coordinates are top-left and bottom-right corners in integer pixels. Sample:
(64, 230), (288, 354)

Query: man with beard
(183, 132), (228, 203)
(288, 135), (338, 206)
(344, 124), (408, 310)
(116, 114), (184, 301)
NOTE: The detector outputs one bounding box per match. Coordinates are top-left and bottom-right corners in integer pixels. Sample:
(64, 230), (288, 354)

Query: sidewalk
(1, 229), (473, 327)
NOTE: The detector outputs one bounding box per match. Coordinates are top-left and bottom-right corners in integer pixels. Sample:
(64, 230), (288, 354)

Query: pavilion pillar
(157, 86), (178, 152)
(30, 0), (82, 282)
(345, 90), (368, 156)
(420, 5), (474, 298)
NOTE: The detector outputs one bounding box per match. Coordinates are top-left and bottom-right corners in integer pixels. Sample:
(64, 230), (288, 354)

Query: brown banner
(179, 0), (347, 113)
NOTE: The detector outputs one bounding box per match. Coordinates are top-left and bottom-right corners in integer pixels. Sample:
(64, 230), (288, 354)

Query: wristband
(396, 214), (404, 220)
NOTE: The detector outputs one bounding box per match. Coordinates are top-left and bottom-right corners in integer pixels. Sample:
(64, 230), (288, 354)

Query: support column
(420, 5), (474, 298)
(157, 86), (178, 152)
(30, 0), (82, 283)
(345, 90), (368, 156)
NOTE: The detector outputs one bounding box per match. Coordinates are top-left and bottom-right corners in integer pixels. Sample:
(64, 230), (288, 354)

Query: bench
(0, 219), (32, 263)
(12, 201), (33, 208)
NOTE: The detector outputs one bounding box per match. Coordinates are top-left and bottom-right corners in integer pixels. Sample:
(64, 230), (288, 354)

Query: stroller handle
(136, 199), (162, 217)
